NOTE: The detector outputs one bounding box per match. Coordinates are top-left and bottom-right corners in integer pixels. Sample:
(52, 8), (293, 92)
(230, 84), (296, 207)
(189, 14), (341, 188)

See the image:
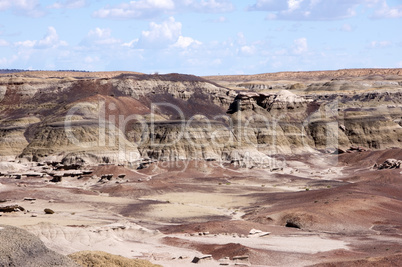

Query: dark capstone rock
(192, 255), (212, 264)
(0, 205), (25, 213)
(376, 159), (402, 170)
(100, 174), (113, 181)
(50, 176), (62, 183)
(333, 148), (346, 154)
(44, 208), (55, 214)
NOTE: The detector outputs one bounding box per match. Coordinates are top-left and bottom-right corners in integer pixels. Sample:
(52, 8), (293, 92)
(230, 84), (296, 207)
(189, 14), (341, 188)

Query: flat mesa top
(204, 68), (402, 82)
(0, 71), (144, 79)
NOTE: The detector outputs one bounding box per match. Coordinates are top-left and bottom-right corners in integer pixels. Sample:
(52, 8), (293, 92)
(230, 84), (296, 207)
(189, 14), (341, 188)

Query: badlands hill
(0, 68), (401, 167)
(0, 68), (402, 266)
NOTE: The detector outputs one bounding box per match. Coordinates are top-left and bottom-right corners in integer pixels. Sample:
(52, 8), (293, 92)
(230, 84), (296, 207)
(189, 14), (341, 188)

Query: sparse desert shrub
(69, 250), (162, 267)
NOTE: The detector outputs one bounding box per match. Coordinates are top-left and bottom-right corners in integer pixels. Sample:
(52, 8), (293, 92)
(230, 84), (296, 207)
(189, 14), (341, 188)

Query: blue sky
(0, 0), (401, 75)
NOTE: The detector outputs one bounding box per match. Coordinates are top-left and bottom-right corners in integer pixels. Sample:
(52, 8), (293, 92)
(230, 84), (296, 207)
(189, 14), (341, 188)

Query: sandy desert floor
(1, 149), (402, 266)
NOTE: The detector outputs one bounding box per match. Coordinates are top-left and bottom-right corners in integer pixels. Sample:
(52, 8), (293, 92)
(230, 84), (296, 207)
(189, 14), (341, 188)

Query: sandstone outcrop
(0, 204), (25, 212)
(227, 89), (402, 154)
(0, 70), (401, 168)
(375, 159), (402, 169)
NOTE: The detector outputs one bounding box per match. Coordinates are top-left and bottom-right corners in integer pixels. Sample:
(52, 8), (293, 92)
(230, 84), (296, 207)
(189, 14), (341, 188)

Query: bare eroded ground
(1, 149), (402, 266)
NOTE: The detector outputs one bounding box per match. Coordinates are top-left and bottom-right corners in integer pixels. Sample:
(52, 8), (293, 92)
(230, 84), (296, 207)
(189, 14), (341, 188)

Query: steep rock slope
(0, 73), (239, 165)
(0, 71), (401, 167)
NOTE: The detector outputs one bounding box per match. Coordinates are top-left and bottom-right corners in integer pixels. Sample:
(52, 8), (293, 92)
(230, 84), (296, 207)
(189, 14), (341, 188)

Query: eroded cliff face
(228, 89), (402, 156)
(0, 71), (401, 168)
(0, 73), (240, 165)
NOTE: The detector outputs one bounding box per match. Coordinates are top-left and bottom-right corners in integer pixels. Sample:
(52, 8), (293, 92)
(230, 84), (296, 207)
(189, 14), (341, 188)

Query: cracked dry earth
(0, 149), (401, 266)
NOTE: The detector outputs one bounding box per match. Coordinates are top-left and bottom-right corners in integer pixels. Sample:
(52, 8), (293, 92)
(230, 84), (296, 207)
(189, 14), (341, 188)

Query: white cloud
(48, 0), (88, 9)
(275, 49), (287, 56)
(212, 58), (222, 66)
(340, 23), (353, 32)
(93, 0), (175, 19)
(195, 0), (234, 13)
(248, 0), (288, 11)
(84, 56), (100, 64)
(15, 40), (36, 48)
(172, 36), (202, 48)
(93, 0), (233, 19)
(12, 0), (39, 9)
(0, 0), (45, 17)
(81, 28), (121, 46)
(127, 17), (202, 50)
(288, 0), (303, 11)
(292, 37), (308, 54)
(15, 27), (67, 49)
(266, 13), (277, 20)
(0, 55), (17, 66)
(138, 17), (182, 48)
(239, 45), (256, 56)
(0, 0), (12, 10)
(237, 32), (246, 45)
(372, 1), (402, 18)
(37, 27), (67, 48)
(0, 39), (9, 46)
(211, 16), (227, 23)
(122, 39), (139, 48)
(368, 40), (392, 48)
(93, 28), (111, 38)
(250, 0), (394, 20)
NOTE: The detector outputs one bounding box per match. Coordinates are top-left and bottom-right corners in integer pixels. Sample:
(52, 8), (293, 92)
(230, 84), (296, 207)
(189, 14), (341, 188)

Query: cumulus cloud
(48, 0), (88, 9)
(340, 23), (354, 32)
(248, 0), (288, 11)
(0, 0), (12, 10)
(93, 0), (234, 19)
(172, 36), (202, 48)
(372, 1), (402, 18)
(93, 0), (175, 19)
(15, 27), (67, 49)
(368, 40), (392, 48)
(0, 55), (17, 67)
(215, 16), (227, 22)
(239, 45), (256, 56)
(194, 0), (234, 13)
(0, 39), (9, 46)
(84, 55), (100, 64)
(249, 0), (397, 20)
(122, 39), (139, 48)
(134, 17), (201, 49)
(236, 32), (247, 45)
(137, 16), (182, 48)
(0, 0), (45, 17)
(81, 28), (121, 47)
(37, 27), (68, 48)
(292, 37), (308, 54)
